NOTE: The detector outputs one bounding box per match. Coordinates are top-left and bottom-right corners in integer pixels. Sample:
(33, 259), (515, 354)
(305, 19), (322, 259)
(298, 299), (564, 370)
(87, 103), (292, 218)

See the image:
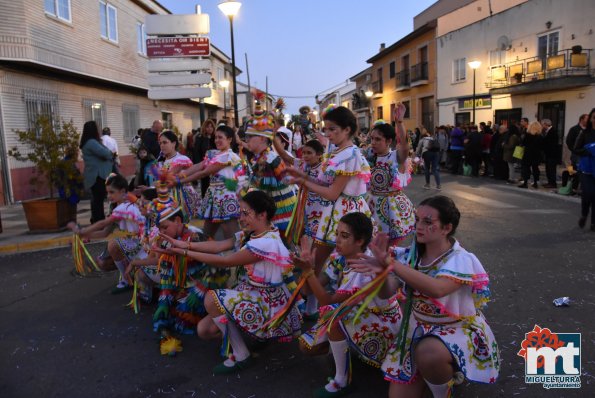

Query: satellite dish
(497, 35), (511, 51)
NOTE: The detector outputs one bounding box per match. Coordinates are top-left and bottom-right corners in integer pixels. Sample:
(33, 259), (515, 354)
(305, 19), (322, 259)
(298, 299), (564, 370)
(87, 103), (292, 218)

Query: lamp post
(220, 79), (230, 121)
(365, 89), (373, 129)
(218, 1), (241, 128)
(468, 60), (481, 125)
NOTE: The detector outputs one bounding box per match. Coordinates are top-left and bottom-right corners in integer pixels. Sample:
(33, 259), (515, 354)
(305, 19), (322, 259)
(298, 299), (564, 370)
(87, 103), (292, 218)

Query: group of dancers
(70, 100), (499, 398)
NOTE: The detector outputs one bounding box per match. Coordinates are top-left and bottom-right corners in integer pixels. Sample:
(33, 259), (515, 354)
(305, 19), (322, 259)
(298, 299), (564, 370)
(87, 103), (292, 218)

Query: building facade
(366, 21), (438, 133)
(0, 0), (234, 204)
(436, 0), (594, 163)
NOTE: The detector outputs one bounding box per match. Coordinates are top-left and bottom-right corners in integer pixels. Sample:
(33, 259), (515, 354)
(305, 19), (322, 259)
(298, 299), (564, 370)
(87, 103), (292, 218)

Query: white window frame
(99, 1), (118, 43)
(83, 99), (107, 131)
(44, 0), (72, 23)
(137, 22), (147, 55)
(122, 104), (140, 141)
(452, 57), (467, 83)
(538, 31), (560, 58)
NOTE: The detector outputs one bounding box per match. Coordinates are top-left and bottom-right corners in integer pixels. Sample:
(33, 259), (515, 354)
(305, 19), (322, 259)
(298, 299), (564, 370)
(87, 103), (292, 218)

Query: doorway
(455, 112), (470, 126)
(420, 96), (434, 131)
(494, 108), (523, 128)
(538, 101), (565, 161)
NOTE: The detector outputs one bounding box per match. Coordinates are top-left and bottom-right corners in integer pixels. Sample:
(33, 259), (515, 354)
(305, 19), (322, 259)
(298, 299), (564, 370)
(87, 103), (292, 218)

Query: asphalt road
(1, 173), (594, 398)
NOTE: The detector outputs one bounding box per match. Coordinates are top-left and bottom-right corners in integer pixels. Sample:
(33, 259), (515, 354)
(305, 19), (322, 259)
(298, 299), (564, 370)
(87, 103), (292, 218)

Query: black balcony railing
(486, 48), (593, 89)
(396, 70), (410, 87)
(370, 80), (383, 94)
(410, 62), (429, 82)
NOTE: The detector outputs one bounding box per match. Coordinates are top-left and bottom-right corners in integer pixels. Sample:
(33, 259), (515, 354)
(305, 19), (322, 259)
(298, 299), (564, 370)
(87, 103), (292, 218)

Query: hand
(348, 233), (391, 275)
(67, 221), (78, 233)
(290, 236), (316, 270)
(285, 166), (306, 179)
(151, 247), (178, 256)
(158, 233), (185, 249)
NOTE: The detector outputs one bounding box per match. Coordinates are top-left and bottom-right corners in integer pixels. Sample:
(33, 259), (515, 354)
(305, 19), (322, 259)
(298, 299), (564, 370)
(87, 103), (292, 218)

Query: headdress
(321, 104), (337, 119)
(374, 119), (388, 126)
(245, 90), (275, 140)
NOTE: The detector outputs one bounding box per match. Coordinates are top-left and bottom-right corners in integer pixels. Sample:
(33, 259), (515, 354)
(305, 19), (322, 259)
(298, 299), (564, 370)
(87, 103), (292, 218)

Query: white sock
(305, 293), (318, 315)
(114, 260), (127, 283)
(213, 315), (250, 366)
(424, 379), (451, 398)
(325, 340), (350, 392)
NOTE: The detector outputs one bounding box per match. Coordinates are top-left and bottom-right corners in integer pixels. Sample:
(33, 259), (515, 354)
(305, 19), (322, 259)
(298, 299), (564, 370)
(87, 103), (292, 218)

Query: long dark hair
(323, 106), (358, 137)
(241, 190), (276, 222)
(80, 120), (101, 149)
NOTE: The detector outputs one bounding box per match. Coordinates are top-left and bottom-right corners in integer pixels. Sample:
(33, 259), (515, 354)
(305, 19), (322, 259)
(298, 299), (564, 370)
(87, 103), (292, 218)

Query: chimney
(380, 43), (386, 52)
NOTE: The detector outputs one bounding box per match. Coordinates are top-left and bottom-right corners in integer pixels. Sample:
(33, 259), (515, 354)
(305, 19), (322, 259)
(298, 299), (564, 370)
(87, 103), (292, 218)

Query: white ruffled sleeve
(244, 233), (292, 268)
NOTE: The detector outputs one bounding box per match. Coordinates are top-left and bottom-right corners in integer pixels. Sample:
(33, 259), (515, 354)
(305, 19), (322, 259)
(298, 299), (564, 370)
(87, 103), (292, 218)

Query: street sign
(147, 73), (211, 87)
(147, 37), (210, 58)
(145, 14), (210, 35)
(148, 59), (211, 73)
(148, 87), (212, 100)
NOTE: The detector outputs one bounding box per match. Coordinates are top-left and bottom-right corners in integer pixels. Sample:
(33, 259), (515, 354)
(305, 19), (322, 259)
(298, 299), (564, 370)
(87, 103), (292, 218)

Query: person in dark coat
(566, 114), (588, 191)
(449, 125), (465, 174)
(518, 121), (543, 189)
(541, 119), (559, 188)
(490, 125), (507, 180)
(464, 125), (482, 177)
(193, 119), (216, 197)
(574, 109), (595, 231)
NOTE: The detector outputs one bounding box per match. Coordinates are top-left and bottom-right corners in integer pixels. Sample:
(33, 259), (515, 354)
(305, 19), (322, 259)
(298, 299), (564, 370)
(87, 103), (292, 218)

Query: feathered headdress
(245, 90), (275, 140)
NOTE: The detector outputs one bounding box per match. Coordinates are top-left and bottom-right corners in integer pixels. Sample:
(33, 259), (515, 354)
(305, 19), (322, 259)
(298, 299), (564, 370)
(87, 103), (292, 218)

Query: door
(538, 101), (565, 162)
(420, 96), (434, 131)
(494, 108), (522, 128)
(455, 112), (470, 127)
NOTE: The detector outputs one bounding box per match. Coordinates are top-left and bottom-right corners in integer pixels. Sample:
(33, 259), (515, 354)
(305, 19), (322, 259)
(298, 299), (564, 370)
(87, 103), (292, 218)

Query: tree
(8, 116), (82, 199)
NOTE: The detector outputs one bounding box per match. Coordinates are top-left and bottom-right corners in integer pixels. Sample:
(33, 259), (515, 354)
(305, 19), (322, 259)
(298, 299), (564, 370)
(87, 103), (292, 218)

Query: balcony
(410, 62), (429, 86)
(396, 70), (410, 91)
(370, 80), (383, 97)
(486, 48), (594, 95)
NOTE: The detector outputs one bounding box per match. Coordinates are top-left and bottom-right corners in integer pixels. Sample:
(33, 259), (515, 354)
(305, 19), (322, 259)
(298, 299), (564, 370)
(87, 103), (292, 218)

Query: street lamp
(220, 79), (230, 121)
(468, 60), (481, 125)
(218, 0), (241, 128)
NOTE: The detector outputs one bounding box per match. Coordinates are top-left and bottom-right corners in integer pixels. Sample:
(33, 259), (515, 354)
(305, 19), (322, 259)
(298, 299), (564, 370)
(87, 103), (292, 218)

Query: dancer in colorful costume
(293, 212), (402, 398)
(350, 195), (500, 398)
(367, 105), (415, 245)
(241, 93), (297, 237)
(157, 190), (302, 373)
(287, 105), (371, 318)
(68, 173), (145, 293)
(180, 125), (243, 239)
(149, 183), (229, 338)
(156, 130), (201, 221)
(273, 137), (331, 244)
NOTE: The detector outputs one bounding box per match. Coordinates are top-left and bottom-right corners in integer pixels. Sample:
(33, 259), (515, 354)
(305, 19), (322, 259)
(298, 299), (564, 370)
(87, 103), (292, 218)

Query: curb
(0, 237), (108, 256)
(0, 220), (205, 255)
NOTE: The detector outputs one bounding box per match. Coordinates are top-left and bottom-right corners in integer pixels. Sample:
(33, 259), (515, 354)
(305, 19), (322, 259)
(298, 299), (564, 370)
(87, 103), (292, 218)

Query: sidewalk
(0, 199), (95, 255)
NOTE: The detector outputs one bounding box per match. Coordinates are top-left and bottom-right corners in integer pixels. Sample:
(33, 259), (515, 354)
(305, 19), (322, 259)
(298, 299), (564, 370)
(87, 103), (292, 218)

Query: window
(453, 58), (466, 82)
(402, 101), (410, 119)
(99, 1), (118, 43)
(83, 99), (106, 131)
(161, 112), (173, 130)
(136, 23), (146, 55)
(377, 106), (383, 120)
(45, 0), (71, 22)
(122, 105), (139, 142)
(538, 31), (559, 59)
(489, 50), (505, 66)
(377, 68), (383, 93)
(24, 90), (59, 134)
(389, 61), (396, 79)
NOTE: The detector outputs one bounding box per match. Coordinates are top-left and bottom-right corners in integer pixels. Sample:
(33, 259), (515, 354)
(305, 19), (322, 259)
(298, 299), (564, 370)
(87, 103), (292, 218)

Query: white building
(0, 0), (236, 204)
(436, 0), (594, 163)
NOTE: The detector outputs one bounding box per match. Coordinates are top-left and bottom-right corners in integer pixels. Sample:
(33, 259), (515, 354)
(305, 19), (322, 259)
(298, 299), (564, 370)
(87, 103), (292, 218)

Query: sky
(158, 0), (437, 115)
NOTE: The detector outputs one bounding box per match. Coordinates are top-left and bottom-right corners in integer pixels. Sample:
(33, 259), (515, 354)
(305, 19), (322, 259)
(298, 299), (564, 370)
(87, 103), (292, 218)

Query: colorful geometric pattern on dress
(367, 151), (415, 241)
(313, 146), (371, 245)
(381, 242), (500, 384)
(249, 149), (297, 232)
(198, 149), (242, 222)
(300, 251), (401, 366)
